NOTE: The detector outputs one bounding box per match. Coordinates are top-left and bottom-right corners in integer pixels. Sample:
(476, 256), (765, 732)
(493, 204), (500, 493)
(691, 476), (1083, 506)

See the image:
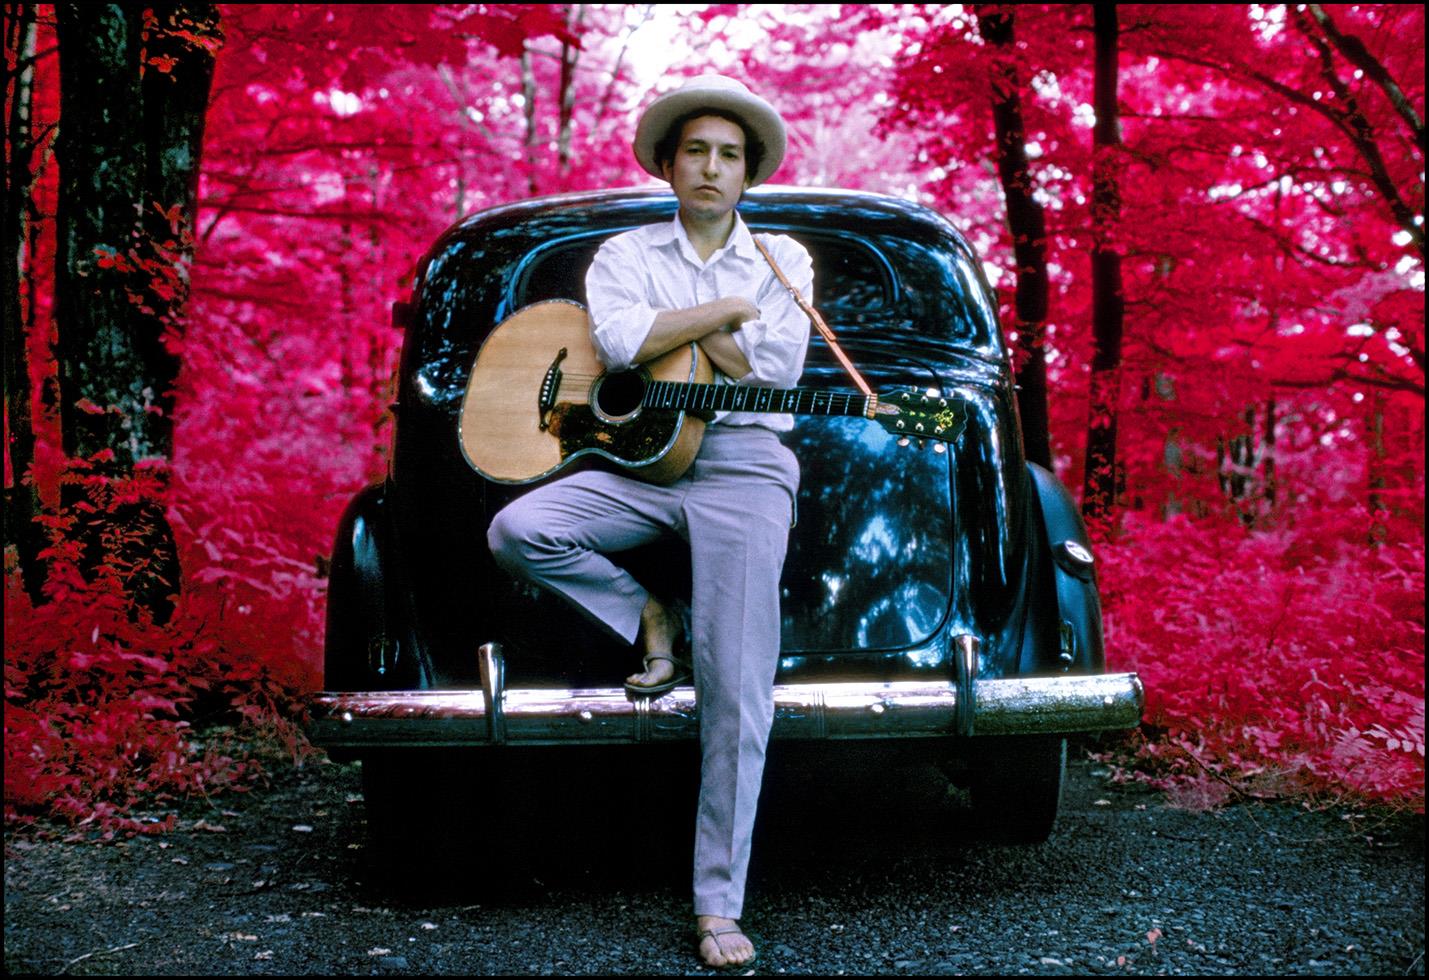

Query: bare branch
(1288, 5), (1423, 255)
(1306, 4), (1425, 157)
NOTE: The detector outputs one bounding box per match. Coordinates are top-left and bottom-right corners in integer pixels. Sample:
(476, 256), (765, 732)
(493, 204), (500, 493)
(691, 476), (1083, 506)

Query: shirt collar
(658, 212), (759, 266)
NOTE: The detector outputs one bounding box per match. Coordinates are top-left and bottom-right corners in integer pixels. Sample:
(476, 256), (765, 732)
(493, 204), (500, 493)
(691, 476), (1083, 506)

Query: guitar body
(460, 301), (714, 485)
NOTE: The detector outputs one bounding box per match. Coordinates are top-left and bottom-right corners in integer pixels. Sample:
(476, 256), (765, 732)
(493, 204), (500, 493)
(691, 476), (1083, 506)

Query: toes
(630, 661), (674, 686)
(699, 939), (725, 967)
(699, 932), (753, 968)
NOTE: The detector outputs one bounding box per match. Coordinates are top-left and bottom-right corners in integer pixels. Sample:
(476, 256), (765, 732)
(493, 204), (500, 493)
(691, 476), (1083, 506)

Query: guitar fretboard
(644, 381), (872, 418)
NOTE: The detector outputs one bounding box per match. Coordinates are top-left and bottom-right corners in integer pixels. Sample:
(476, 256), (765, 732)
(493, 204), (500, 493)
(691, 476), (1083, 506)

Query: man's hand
(635, 296), (760, 363)
(722, 296), (759, 332)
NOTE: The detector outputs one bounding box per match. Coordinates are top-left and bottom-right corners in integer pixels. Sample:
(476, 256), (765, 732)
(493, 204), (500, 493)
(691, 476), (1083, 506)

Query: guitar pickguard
(546, 402), (683, 467)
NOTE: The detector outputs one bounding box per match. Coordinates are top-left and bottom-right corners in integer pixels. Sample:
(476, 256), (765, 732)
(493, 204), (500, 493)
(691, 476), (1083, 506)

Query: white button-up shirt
(584, 212), (813, 431)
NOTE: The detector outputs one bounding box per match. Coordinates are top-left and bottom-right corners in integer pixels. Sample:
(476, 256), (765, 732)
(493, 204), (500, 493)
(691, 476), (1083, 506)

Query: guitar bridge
(538, 347), (568, 431)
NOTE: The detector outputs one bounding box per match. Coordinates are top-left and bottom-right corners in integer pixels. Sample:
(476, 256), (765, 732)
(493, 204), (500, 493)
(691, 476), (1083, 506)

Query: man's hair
(653, 108), (766, 183)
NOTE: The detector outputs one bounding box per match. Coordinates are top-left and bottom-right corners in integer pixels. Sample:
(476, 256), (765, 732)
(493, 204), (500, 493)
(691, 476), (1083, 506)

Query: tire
(967, 734), (1067, 844)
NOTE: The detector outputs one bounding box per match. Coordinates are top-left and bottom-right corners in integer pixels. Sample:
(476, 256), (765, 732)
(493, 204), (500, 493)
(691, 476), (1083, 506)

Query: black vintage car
(308, 186), (1143, 845)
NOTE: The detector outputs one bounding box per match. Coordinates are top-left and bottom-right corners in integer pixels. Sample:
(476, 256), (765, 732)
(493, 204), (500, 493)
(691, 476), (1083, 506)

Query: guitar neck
(644, 380), (873, 419)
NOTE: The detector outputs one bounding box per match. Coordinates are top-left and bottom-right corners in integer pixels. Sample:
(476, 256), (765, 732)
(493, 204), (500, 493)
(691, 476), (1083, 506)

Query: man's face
(661, 115), (751, 220)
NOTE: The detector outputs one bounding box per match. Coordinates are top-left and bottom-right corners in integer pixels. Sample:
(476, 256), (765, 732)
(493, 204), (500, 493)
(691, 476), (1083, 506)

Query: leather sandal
(623, 651), (692, 699)
(695, 924), (757, 969)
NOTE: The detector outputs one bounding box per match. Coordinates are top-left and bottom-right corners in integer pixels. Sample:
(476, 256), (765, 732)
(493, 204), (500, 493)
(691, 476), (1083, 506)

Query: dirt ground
(5, 747), (1425, 975)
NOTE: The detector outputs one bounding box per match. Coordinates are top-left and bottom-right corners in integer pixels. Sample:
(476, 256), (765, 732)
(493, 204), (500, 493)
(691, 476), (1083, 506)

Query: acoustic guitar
(459, 300), (967, 485)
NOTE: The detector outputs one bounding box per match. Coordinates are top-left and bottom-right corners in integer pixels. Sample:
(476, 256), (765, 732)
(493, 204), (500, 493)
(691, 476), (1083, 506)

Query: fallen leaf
(368, 947), (392, 956)
(1146, 928), (1162, 944)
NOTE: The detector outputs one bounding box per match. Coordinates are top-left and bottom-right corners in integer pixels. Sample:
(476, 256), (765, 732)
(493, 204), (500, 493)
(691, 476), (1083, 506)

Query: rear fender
(324, 482), (433, 691)
(1020, 463), (1106, 674)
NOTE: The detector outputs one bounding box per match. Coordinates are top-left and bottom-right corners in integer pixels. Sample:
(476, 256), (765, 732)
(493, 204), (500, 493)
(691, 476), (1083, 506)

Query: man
(487, 74), (812, 968)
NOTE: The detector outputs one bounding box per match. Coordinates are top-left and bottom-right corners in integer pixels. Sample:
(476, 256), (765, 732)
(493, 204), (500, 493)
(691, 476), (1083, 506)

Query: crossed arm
(633, 297), (758, 379)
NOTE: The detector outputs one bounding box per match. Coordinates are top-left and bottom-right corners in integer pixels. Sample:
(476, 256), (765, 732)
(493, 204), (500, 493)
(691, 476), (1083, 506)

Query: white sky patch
(310, 171), (346, 205)
(621, 5), (714, 86)
(318, 89), (362, 116)
(1031, 71), (1061, 103)
(1249, 4), (1285, 41)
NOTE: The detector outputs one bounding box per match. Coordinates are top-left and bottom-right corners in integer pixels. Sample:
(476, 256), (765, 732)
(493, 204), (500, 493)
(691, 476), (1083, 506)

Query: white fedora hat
(633, 74), (787, 186)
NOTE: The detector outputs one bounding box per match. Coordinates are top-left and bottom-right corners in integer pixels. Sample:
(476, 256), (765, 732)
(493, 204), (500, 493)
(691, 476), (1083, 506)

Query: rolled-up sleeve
(731, 235), (813, 387)
(585, 236), (658, 371)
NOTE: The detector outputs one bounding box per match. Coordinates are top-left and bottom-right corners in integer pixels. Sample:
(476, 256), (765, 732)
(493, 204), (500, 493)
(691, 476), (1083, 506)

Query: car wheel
(967, 734), (1066, 844)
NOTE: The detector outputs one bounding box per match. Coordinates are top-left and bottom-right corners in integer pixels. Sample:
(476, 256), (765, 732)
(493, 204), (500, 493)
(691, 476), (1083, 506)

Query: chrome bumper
(308, 669), (1144, 750)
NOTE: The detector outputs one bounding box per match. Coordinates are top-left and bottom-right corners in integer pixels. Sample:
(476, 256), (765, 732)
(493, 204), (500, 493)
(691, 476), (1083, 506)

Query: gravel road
(5, 742), (1424, 975)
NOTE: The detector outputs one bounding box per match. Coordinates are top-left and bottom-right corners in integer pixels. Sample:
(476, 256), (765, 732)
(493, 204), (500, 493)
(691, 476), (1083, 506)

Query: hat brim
(633, 87), (787, 187)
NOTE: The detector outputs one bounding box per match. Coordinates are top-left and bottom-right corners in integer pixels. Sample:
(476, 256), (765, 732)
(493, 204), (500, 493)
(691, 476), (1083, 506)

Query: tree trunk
(53, 3), (220, 621)
(4, 3), (48, 601)
(1262, 396), (1277, 510)
(556, 4), (585, 180)
(974, 4), (1051, 471)
(55, 6), (148, 462)
(1367, 387), (1386, 546)
(1081, 2), (1125, 532)
(520, 48), (539, 195)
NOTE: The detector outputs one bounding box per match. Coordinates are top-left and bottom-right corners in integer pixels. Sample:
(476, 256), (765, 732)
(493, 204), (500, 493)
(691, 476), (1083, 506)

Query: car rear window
(513, 231), (896, 315)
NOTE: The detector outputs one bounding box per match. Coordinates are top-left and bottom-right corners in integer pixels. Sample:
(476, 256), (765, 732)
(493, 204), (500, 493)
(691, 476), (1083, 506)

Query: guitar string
(554, 374), (868, 417)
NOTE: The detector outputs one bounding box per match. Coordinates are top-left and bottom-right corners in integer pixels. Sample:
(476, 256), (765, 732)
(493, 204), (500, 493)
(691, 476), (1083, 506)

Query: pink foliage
(1100, 504), (1424, 809)
(4, 4), (1424, 828)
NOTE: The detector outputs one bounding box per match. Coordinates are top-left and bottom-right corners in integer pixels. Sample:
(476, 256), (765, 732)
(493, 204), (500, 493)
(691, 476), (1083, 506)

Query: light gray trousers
(487, 425), (799, 919)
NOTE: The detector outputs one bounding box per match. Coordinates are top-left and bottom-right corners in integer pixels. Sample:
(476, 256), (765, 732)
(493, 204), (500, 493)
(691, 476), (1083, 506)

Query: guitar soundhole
(590, 369), (647, 424)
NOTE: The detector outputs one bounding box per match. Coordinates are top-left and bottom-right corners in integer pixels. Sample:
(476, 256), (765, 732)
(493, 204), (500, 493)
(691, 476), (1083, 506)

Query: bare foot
(696, 915), (755, 968)
(627, 597), (681, 688)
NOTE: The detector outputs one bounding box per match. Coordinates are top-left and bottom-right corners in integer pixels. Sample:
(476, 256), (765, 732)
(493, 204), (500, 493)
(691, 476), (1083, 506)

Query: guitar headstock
(871, 387), (967, 446)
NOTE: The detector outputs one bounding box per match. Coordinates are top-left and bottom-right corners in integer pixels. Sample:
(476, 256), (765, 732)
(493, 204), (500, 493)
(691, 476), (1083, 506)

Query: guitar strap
(752, 235), (876, 401)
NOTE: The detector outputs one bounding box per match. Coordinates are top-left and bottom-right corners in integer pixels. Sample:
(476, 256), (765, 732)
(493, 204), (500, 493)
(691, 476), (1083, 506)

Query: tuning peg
(926, 387), (939, 398)
(933, 442), (946, 454)
(897, 437), (911, 447)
